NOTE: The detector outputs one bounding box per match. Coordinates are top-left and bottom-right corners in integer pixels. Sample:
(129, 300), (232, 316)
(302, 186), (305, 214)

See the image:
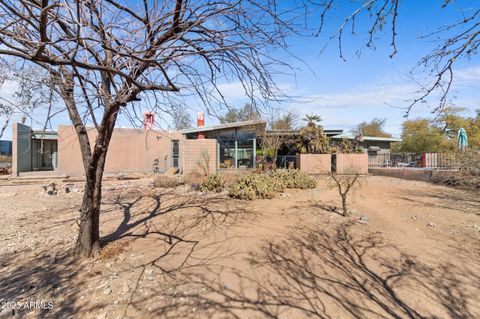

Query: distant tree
(171, 108), (192, 130)
(435, 107), (480, 149)
(219, 104), (261, 124)
(270, 111), (298, 130)
(354, 118), (392, 138)
(0, 66), (53, 139)
(400, 119), (450, 153)
(256, 111), (300, 169)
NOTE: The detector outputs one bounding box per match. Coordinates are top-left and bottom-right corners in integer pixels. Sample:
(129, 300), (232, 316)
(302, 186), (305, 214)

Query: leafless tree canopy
(318, 0), (480, 115)
(0, 0), (309, 257)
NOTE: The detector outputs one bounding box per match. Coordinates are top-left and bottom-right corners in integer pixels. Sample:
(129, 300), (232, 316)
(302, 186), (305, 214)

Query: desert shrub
(0, 155), (12, 163)
(201, 174), (225, 192)
(154, 175), (183, 188)
(270, 169), (316, 189)
(228, 173), (283, 200)
(441, 151), (480, 190)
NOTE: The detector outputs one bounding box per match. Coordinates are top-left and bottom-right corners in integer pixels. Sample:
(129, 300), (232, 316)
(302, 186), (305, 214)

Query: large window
(217, 129), (255, 170)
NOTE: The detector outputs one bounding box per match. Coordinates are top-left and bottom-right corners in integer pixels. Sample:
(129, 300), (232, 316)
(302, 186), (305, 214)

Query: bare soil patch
(0, 176), (479, 318)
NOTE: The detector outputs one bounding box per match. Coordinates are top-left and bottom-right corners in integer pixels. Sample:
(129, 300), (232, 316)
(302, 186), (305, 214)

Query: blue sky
(1, 0), (479, 140)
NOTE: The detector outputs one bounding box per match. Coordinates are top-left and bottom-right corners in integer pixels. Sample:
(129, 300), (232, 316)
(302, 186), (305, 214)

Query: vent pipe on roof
(197, 112), (205, 139)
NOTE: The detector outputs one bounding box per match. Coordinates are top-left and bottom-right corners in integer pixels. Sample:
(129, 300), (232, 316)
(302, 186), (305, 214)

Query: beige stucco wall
(298, 154), (331, 174)
(335, 153), (368, 175)
(182, 139), (217, 174)
(58, 125), (184, 176)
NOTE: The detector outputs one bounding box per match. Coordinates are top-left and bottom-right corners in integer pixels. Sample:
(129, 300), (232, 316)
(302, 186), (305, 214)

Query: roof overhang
(180, 120), (266, 134)
(330, 134), (402, 142)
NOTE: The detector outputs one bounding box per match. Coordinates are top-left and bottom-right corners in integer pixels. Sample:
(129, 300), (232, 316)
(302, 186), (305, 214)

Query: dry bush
(153, 175), (184, 188)
(443, 151), (480, 190)
(184, 172), (206, 190)
(0, 155), (12, 163)
(99, 241), (129, 261)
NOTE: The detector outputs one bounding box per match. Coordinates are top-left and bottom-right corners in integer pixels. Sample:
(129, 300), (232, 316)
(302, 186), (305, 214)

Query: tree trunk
(75, 150), (107, 257)
(341, 194), (348, 217)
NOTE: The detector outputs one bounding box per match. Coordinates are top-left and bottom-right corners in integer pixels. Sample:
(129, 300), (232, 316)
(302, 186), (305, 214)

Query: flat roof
(180, 120), (266, 134)
(32, 131), (58, 140)
(331, 133), (402, 142)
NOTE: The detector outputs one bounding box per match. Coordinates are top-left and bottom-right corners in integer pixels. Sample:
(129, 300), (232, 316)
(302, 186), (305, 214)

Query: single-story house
(11, 117), (400, 176)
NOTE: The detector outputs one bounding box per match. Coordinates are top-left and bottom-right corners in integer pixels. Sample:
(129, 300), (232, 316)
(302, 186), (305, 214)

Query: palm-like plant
(303, 114), (322, 126)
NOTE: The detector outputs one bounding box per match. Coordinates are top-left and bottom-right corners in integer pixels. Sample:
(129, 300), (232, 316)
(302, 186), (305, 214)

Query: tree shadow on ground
(396, 188), (480, 216)
(0, 246), (100, 318)
(133, 224), (479, 319)
(97, 188), (253, 318)
(0, 187), (252, 318)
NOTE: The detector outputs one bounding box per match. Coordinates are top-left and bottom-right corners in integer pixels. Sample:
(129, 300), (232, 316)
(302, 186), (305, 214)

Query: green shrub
(228, 170), (316, 200)
(154, 175), (183, 188)
(270, 169), (316, 189)
(201, 174), (225, 192)
(228, 173), (281, 200)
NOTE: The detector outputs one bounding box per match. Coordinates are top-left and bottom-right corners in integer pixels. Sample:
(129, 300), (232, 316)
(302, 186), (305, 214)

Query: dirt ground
(0, 175), (479, 319)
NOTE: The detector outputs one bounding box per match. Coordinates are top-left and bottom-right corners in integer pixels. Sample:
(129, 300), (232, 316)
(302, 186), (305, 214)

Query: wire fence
(368, 152), (466, 170)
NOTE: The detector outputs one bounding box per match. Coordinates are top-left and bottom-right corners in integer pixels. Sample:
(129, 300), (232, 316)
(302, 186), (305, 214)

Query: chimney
(197, 112), (205, 139)
(144, 112), (154, 130)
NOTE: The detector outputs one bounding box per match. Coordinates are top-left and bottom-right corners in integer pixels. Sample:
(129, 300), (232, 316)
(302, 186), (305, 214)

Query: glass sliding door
(236, 139), (254, 169)
(218, 139), (236, 169)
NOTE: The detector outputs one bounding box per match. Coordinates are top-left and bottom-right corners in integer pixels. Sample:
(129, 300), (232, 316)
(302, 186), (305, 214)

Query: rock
(47, 255), (56, 264)
(472, 225), (480, 232)
(122, 285), (130, 293)
(358, 215), (369, 225)
(426, 222), (436, 228)
(95, 313), (107, 319)
(103, 287), (112, 295)
(410, 215), (418, 220)
(189, 184), (200, 192)
(0, 308), (14, 319)
(42, 183), (57, 195)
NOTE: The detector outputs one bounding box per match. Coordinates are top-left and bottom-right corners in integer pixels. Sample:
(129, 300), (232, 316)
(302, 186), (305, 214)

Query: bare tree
(0, 0), (305, 257)
(329, 173), (360, 217)
(256, 112), (298, 170)
(318, 0), (480, 115)
(0, 65), (53, 139)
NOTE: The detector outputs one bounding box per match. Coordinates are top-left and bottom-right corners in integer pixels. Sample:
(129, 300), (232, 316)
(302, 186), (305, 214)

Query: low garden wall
(298, 154), (331, 174)
(369, 167), (453, 183)
(335, 153), (368, 175)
